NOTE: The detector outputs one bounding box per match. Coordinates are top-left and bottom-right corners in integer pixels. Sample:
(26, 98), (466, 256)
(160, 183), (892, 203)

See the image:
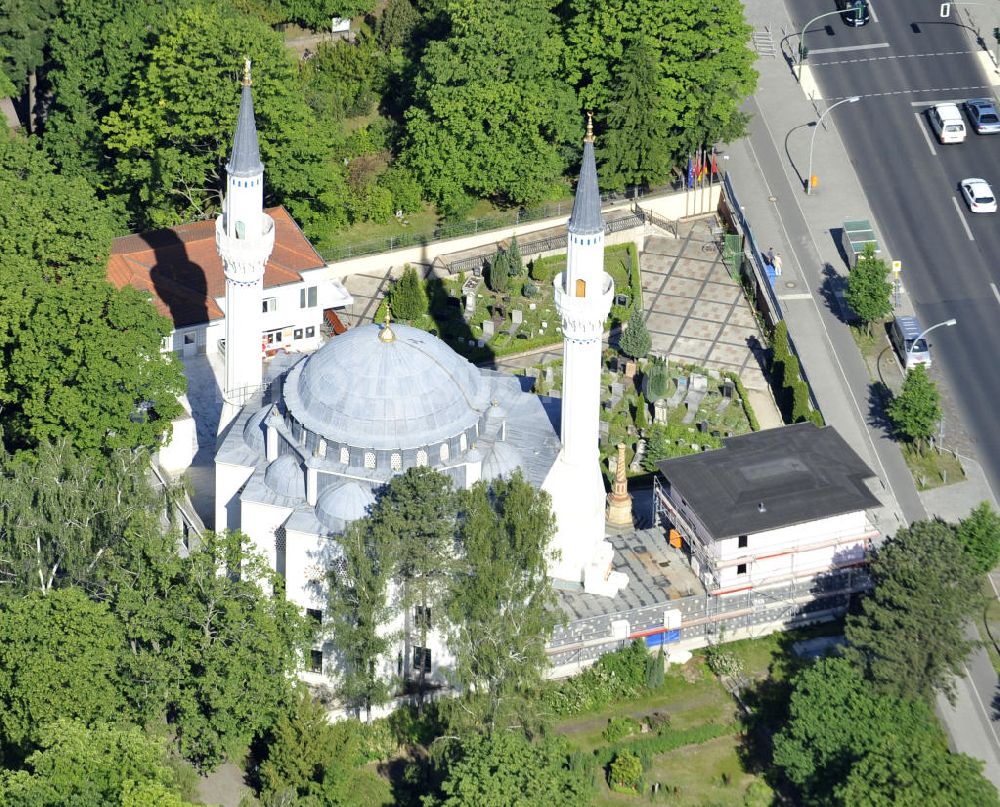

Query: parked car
(890, 316), (931, 371)
(928, 103), (967, 144)
(965, 98), (1000, 134)
(960, 178), (997, 213)
(837, 0), (870, 26)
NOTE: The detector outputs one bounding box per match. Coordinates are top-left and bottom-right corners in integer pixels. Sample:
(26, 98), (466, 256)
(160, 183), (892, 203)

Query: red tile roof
(107, 207), (326, 328)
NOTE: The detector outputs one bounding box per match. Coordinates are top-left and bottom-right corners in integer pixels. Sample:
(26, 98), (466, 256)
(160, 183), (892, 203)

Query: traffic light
(993, 26), (1000, 43)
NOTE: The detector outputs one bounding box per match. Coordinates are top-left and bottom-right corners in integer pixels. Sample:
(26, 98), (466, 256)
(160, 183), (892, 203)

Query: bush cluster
(542, 640), (650, 716)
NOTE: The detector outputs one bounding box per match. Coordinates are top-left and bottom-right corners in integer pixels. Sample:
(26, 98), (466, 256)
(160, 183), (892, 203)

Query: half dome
(283, 323), (490, 451)
(243, 405), (270, 452)
(482, 441), (522, 481)
(264, 454), (305, 500)
(315, 481), (375, 531)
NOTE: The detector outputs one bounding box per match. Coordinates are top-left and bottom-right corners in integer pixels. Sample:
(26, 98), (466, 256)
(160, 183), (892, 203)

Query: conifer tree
(618, 307), (651, 359)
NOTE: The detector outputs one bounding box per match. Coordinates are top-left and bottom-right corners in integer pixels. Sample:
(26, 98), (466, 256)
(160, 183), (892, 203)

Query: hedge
(593, 722), (737, 767)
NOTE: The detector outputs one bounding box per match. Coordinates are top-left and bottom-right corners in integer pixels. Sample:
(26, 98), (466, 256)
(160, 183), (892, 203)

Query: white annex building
(211, 74), (629, 685)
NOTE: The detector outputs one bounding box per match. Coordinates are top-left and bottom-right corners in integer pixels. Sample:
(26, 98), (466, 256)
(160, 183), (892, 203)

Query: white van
(928, 103), (967, 144)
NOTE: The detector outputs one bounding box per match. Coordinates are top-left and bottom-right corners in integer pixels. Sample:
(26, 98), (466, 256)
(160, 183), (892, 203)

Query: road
(791, 0), (1000, 497)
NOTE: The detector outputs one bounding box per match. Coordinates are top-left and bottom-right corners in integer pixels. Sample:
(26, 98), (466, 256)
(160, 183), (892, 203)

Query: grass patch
(900, 443), (965, 490)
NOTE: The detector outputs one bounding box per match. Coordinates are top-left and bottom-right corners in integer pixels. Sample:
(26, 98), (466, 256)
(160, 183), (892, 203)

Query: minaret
(217, 58), (275, 431)
(543, 115), (628, 597)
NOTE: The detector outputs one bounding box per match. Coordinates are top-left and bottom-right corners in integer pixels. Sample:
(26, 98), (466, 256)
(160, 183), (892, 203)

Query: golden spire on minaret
(243, 57), (252, 87)
(584, 111), (595, 143)
(379, 303), (395, 343)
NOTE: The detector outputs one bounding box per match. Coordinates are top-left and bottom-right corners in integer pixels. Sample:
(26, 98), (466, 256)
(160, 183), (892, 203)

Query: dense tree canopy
(0, 0), (58, 90)
(844, 520), (981, 703)
(957, 501), (1000, 574)
(404, 0), (578, 213)
(887, 364), (942, 452)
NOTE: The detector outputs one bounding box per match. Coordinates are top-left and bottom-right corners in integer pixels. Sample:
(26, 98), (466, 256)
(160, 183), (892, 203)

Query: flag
(693, 153), (702, 184)
(686, 156), (694, 189)
(711, 153), (719, 176)
(698, 150), (709, 182)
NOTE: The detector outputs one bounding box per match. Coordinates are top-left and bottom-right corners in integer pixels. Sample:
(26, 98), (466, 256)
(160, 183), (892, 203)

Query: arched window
(339, 446), (349, 465)
(416, 449), (428, 467)
(317, 439), (327, 458)
(390, 452), (402, 471)
(575, 278), (586, 297)
(235, 221), (246, 240)
(364, 451), (376, 469)
(440, 443), (450, 462)
(459, 434), (467, 452)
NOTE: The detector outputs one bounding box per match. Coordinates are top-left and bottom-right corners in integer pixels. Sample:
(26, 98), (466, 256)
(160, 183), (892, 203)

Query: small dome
(264, 454), (305, 500)
(283, 324), (490, 451)
(315, 482), (375, 531)
(482, 441), (522, 481)
(243, 405), (270, 452)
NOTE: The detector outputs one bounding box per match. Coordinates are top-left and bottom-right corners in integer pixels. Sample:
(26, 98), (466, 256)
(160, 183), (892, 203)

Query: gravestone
(699, 420), (709, 433)
(545, 366), (554, 386)
(630, 439), (647, 472)
(608, 454), (617, 474)
(477, 339), (485, 348)
(599, 421), (610, 442)
(482, 320), (495, 338)
(512, 309), (523, 325)
(654, 398), (669, 424)
(722, 379), (735, 399)
(708, 369), (721, 381)
(529, 302), (537, 310)
(624, 360), (637, 380)
(464, 293), (476, 317)
(610, 382), (624, 400)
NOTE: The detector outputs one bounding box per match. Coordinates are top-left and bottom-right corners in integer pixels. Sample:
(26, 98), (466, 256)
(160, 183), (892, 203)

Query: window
(306, 608), (322, 625)
(440, 443), (449, 462)
(391, 452), (402, 471)
(737, 563), (747, 576)
(318, 439), (327, 458)
(305, 326), (315, 339)
(339, 446), (349, 464)
(413, 646), (432, 674)
(235, 221), (245, 240)
(575, 278), (586, 297)
(183, 333), (196, 346)
(294, 328), (303, 340)
(160, 336), (170, 351)
(364, 450), (376, 469)
(300, 286), (318, 308)
(459, 434), (467, 452)
(738, 535), (748, 549)
(414, 605), (431, 630)
(266, 330), (283, 345)
(262, 297), (277, 314)
(416, 449), (428, 467)
(309, 649), (323, 674)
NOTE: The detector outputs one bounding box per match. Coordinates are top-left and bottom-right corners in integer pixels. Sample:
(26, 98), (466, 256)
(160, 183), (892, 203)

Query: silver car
(966, 98), (1000, 134)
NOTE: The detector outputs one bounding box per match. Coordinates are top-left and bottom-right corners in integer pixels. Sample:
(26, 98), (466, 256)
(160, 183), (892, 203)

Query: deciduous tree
(844, 520), (981, 703)
(887, 364), (941, 453)
(846, 243), (893, 336)
(957, 501), (1000, 575)
(446, 472), (559, 733)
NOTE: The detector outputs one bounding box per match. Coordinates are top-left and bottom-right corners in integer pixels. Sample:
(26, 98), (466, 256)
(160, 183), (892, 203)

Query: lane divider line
(953, 196), (976, 241)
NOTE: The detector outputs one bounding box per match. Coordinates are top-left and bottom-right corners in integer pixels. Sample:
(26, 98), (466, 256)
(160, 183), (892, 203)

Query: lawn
(900, 443), (965, 490)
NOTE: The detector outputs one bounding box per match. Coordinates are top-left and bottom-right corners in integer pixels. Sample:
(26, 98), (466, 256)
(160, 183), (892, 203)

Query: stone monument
(606, 442), (634, 526)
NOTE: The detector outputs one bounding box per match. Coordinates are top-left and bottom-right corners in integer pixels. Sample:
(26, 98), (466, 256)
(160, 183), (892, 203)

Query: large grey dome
(283, 323), (491, 451)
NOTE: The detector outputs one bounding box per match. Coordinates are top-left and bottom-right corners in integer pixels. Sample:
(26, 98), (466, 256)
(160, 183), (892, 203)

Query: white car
(960, 178), (997, 213)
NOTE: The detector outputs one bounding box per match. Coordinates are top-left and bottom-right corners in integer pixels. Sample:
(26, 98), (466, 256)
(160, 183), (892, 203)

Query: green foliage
(380, 166), (423, 215)
(424, 733), (591, 807)
(642, 422), (722, 470)
(0, 719), (198, 806)
(0, 136), (183, 453)
(619, 307), (651, 359)
(327, 521), (397, 723)
(597, 37), (673, 190)
(299, 37), (382, 122)
(0, 46), (17, 99)
(791, 380), (811, 423)
(101, 3), (342, 231)
(888, 364), (941, 451)
(957, 501), (1000, 575)
(507, 235), (525, 276)
(846, 244), (893, 334)
(403, 0), (577, 210)
(0, 589), (128, 760)
(593, 723), (734, 767)
(602, 716), (642, 742)
(635, 394), (649, 430)
(772, 656), (995, 806)
(542, 640), (650, 716)
(488, 251), (510, 295)
(522, 280), (541, 298)
(742, 779), (774, 807)
(376, 0), (420, 52)
(644, 357), (671, 400)
(844, 520), (981, 703)
(446, 472), (559, 733)
(281, 0), (376, 31)
(566, 0), (756, 170)
(0, 0), (58, 90)
(609, 749), (643, 793)
(390, 265), (430, 322)
(724, 371), (760, 431)
(770, 320), (789, 370)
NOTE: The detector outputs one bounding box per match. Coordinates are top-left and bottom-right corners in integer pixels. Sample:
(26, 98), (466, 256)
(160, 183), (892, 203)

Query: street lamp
(799, 10), (853, 79)
(807, 96), (861, 195)
(908, 318), (957, 362)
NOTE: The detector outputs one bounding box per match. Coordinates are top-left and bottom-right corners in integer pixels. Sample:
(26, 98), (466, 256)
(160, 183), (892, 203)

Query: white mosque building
(213, 71), (628, 686)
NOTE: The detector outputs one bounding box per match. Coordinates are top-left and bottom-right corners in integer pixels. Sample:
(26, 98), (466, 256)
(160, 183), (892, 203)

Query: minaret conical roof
(568, 115), (604, 236)
(226, 60), (263, 178)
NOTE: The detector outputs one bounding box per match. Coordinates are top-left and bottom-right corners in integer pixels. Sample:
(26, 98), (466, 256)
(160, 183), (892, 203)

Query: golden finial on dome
(379, 304), (395, 343)
(584, 111), (595, 144)
(243, 57), (252, 87)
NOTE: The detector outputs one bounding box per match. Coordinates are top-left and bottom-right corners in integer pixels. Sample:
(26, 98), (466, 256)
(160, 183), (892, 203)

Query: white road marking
(808, 42), (890, 55)
(869, 0), (878, 23)
(953, 196), (976, 240)
(777, 293), (814, 300)
(910, 98), (965, 106)
(914, 112), (938, 155)
(811, 50), (972, 67)
(829, 85), (991, 100)
(991, 282), (1000, 306)
(962, 661), (1000, 750)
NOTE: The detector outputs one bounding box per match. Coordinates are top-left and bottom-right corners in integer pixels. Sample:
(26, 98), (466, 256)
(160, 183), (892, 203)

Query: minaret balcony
(553, 271), (614, 340)
(215, 214), (276, 281)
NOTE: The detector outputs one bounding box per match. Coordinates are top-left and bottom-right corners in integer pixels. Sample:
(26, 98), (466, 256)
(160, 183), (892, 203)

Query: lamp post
(908, 318), (957, 362)
(807, 96), (861, 195)
(799, 10), (852, 79)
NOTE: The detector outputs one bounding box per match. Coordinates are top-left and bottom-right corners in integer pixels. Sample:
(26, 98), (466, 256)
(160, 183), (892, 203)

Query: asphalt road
(791, 0), (1000, 497)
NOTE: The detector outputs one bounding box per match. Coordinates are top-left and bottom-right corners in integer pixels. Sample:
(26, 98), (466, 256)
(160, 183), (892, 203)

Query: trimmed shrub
(522, 280), (541, 298)
(609, 750), (643, 794)
(603, 716), (642, 742)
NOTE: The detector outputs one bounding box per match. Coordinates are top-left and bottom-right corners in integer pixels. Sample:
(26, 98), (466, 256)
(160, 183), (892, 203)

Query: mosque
(212, 66), (628, 686)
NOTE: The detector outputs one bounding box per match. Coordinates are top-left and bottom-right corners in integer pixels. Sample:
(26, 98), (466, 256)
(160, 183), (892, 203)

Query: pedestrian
(766, 246), (775, 265)
(772, 252), (783, 276)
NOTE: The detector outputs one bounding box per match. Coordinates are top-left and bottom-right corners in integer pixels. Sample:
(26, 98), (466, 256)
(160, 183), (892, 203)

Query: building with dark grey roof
(654, 423), (880, 594)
